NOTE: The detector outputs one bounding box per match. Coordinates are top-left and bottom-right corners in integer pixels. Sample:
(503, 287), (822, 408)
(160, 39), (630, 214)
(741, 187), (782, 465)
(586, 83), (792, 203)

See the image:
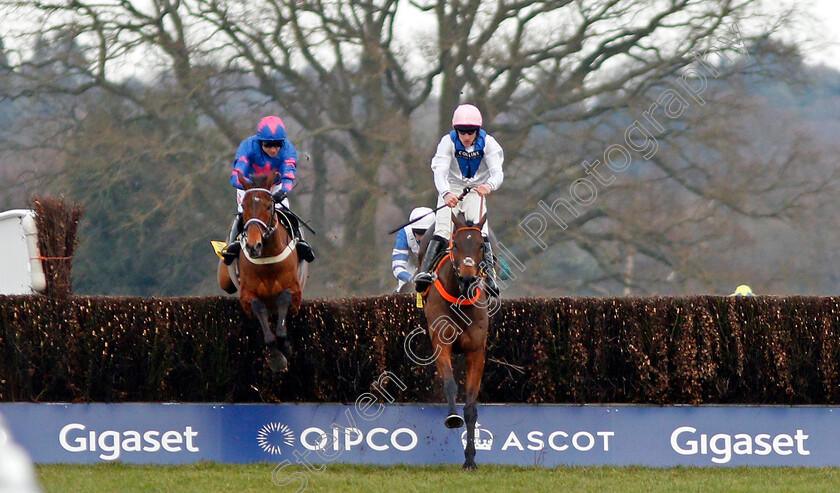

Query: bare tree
(0, 0), (828, 296)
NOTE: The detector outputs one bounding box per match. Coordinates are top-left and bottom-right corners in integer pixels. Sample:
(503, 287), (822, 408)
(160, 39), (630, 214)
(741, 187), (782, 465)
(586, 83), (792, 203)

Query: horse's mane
(247, 169), (276, 189)
(454, 212), (476, 228)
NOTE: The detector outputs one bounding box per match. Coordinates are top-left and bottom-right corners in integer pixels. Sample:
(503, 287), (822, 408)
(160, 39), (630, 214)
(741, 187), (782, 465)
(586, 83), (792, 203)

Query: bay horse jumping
(217, 170), (304, 372)
(420, 211), (491, 470)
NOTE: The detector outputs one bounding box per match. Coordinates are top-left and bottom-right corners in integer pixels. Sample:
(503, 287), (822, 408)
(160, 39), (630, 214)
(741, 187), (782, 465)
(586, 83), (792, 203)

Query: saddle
(213, 207), (309, 294)
(275, 206), (303, 240)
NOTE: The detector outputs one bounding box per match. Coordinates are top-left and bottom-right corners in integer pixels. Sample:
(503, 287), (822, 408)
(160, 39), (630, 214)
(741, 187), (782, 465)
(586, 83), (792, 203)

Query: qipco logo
(299, 426), (418, 452)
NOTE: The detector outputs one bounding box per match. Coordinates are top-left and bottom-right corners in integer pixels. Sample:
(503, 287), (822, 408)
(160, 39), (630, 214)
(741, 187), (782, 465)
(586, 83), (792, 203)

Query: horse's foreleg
(268, 290), (293, 372)
(434, 352), (463, 429)
(252, 298), (287, 372)
(462, 348), (486, 470)
(250, 299), (275, 347)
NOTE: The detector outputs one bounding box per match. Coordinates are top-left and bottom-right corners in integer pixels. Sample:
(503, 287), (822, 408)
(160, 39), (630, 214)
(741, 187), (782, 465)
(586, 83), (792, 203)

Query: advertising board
(1, 403), (837, 467)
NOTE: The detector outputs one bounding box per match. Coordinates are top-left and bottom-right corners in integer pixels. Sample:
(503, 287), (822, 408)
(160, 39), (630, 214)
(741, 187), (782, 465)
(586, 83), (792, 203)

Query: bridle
(431, 226), (484, 306)
(242, 188), (277, 242)
(238, 187), (298, 265)
(449, 226), (483, 274)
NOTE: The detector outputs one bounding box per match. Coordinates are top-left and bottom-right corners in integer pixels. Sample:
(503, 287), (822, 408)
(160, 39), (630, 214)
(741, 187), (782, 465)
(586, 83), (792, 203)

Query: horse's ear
(477, 212), (487, 231)
(451, 211), (465, 229)
(236, 172), (252, 189)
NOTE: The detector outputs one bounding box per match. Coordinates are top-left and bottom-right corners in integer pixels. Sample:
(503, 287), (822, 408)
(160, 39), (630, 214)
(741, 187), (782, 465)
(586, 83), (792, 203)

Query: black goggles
(454, 127), (478, 135)
(261, 140), (284, 149)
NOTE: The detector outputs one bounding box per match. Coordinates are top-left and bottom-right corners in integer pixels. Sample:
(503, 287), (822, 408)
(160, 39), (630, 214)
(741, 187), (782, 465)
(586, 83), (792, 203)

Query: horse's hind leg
(268, 290), (293, 372)
(461, 348), (486, 470)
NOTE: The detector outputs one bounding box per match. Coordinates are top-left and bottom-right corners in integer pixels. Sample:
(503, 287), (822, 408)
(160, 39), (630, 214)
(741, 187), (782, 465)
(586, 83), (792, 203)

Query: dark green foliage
(2, 295), (840, 404)
(53, 99), (231, 297)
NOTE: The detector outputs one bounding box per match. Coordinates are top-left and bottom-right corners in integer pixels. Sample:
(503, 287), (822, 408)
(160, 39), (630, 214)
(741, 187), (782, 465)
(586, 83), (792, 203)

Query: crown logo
(461, 422), (494, 451)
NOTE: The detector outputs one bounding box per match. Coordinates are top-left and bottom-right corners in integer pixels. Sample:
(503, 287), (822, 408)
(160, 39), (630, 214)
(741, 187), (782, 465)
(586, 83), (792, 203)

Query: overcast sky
(0, 2), (838, 74)
(804, 0), (840, 69)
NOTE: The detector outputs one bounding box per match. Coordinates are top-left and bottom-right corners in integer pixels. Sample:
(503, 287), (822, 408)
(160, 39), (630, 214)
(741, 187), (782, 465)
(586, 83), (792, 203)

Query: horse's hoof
(281, 341), (292, 359)
(268, 348), (288, 372)
(445, 414), (465, 429)
(462, 461), (477, 470)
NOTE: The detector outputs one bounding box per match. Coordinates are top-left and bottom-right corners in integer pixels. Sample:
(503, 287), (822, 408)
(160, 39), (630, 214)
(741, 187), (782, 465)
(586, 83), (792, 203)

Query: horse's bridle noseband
(242, 188), (277, 241)
(449, 226), (483, 273)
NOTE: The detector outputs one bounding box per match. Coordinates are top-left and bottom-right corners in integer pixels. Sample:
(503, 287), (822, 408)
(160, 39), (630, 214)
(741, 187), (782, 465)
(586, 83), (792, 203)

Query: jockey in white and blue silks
(392, 207), (435, 293)
(414, 104), (504, 297)
(221, 115), (315, 265)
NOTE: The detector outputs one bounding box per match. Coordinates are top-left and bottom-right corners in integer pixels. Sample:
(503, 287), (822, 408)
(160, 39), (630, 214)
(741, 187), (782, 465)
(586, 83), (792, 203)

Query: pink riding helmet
(256, 116), (287, 141)
(451, 104), (483, 128)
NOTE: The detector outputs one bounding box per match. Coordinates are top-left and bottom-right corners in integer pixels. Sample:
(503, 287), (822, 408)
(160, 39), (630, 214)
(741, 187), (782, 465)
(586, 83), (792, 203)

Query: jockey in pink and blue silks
(414, 104), (504, 298)
(221, 115), (315, 265)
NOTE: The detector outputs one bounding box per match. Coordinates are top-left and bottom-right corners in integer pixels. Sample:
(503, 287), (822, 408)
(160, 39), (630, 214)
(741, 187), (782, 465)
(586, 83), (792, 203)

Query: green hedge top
(1, 295), (838, 404)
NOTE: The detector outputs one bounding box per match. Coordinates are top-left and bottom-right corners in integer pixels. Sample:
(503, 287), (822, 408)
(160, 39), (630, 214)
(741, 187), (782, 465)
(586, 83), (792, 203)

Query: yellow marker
(416, 292), (425, 308)
(211, 240), (227, 259)
(730, 284), (754, 296)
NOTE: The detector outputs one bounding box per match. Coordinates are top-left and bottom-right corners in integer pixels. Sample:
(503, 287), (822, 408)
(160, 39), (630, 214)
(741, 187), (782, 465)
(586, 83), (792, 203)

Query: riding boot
(482, 240), (500, 298)
(415, 236), (447, 293)
(222, 214), (243, 265)
(293, 223), (315, 263)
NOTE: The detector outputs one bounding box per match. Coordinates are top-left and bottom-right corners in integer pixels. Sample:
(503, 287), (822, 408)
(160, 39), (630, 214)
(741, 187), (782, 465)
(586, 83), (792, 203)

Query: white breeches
(433, 187), (489, 239)
(236, 186), (289, 212)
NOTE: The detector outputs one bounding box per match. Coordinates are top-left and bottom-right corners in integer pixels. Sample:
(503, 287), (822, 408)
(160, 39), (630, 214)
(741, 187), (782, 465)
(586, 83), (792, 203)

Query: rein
(432, 226), (484, 306)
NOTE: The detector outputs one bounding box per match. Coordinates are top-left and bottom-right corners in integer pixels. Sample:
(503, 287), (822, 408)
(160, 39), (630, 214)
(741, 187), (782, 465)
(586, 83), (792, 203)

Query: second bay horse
(420, 211), (491, 470)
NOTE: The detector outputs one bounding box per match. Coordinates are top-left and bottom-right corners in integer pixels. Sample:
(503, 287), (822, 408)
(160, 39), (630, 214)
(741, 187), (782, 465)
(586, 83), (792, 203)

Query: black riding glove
(272, 190), (288, 203)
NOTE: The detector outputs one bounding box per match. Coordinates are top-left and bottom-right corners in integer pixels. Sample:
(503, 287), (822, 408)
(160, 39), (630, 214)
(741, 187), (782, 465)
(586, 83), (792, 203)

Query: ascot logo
(257, 422), (296, 455)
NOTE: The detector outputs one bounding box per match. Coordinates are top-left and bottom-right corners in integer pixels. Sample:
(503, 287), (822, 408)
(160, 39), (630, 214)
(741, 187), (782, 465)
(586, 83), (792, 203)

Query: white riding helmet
(408, 207), (435, 234)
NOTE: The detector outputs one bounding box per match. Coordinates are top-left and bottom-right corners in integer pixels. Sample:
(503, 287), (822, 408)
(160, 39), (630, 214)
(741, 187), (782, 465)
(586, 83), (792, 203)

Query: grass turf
(36, 463), (840, 493)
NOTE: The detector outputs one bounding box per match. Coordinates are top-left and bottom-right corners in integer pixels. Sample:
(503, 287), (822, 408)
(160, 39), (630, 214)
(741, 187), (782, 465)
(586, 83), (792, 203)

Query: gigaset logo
(670, 426), (810, 464)
(59, 423), (200, 461)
